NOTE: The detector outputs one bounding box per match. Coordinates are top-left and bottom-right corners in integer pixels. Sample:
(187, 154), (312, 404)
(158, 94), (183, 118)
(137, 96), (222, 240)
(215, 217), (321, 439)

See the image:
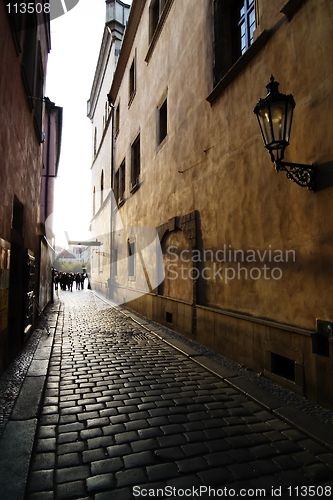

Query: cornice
(87, 27), (113, 120)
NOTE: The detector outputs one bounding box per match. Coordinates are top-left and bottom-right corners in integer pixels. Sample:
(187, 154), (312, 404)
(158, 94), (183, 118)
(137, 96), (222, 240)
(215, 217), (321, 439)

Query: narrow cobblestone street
(5, 290), (333, 499)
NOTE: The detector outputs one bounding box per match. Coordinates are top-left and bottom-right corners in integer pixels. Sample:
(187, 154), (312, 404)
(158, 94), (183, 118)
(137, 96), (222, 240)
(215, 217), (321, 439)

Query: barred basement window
(166, 312), (172, 324)
(271, 353), (295, 382)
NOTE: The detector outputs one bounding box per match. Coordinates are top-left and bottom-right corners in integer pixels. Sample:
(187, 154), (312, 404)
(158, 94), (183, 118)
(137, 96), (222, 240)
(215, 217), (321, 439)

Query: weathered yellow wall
(115, 0), (333, 330)
(89, 31), (119, 296)
(94, 0), (333, 406)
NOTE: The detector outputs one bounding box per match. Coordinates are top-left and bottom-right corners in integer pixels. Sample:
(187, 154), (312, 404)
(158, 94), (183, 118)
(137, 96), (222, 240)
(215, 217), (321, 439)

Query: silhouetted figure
(67, 273), (73, 291)
(54, 273), (60, 290)
(75, 273), (81, 290)
(60, 272), (67, 290)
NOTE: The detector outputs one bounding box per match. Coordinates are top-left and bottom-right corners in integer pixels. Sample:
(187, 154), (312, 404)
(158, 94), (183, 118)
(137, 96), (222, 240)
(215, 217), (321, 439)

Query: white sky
(45, 0), (120, 248)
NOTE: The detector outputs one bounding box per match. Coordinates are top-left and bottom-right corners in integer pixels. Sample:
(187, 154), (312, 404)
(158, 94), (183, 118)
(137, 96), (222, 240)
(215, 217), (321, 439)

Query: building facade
(90, 0), (333, 409)
(0, 0), (54, 373)
(88, 0), (131, 297)
(39, 98), (63, 309)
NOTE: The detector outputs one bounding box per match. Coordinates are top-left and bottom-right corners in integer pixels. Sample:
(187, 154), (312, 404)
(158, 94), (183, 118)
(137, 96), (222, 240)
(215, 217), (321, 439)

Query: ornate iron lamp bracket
(274, 159), (317, 191)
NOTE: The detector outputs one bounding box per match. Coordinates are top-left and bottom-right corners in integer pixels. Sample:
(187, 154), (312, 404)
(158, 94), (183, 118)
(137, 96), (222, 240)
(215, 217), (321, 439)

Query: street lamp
(253, 76), (317, 190)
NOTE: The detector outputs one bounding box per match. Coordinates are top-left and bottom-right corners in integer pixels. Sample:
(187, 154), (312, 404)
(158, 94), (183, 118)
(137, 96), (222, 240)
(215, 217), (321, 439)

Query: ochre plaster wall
(94, 0), (333, 406)
(113, 0), (333, 331)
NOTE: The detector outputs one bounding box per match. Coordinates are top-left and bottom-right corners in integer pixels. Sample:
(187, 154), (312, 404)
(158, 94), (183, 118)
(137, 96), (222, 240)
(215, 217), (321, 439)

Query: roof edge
(109, 0), (147, 104)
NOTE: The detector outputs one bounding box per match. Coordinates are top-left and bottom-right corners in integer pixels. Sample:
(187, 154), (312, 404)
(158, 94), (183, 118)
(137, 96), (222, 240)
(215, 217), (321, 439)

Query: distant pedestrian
(60, 272), (67, 291)
(67, 273), (73, 291)
(54, 273), (60, 290)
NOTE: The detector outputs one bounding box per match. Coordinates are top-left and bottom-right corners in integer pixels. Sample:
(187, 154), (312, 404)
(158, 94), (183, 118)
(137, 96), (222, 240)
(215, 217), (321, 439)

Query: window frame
(128, 239), (136, 279)
(145, 0), (174, 63)
(94, 128), (97, 156)
(115, 102), (120, 137)
(131, 134), (141, 192)
(213, 0), (255, 86)
(128, 52), (136, 106)
(238, 0), (255, 56)
(114, 159), (126, 207)
(100, 170), (104, 207)
(157, 96), (168, 147)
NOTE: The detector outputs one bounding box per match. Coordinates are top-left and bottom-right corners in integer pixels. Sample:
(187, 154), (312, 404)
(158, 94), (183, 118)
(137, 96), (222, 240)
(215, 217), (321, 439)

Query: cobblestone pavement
(25, 290), (333, 500)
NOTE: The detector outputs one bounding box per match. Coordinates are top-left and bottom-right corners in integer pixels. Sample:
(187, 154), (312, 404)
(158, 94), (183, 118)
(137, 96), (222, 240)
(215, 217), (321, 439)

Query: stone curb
(0, 300), (62, 500)
(93, 291), (333, 453)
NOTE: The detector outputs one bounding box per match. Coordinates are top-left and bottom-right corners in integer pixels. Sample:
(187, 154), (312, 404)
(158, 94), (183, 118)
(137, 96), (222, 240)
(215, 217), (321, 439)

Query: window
(114, 160), (125, 206)
(128, 240), (135, 277)
(114, 171), (119, 203)
(213, 0), (255, 85)
(94, 128), (97, 156)
(129, 55), (136, 104)
(115, 103), (120, 136)
(100, 170), (104, 206)
(239, 0), (255, 55)
(131, 135), (140, 189)
(149, 0), (167, 42)
(120, 162), (125, 202)
(149, 0), (160, 41)
(271, 353), (295, 382)
(158, 98), (167, 145)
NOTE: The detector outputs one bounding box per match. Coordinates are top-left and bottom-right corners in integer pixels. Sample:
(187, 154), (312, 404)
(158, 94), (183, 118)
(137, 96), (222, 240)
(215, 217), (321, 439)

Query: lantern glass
(256, 105), (271, 147)
(254, 77), (295, 159)
(270, 100), (287, 147)
(284, 100), (294, 143)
